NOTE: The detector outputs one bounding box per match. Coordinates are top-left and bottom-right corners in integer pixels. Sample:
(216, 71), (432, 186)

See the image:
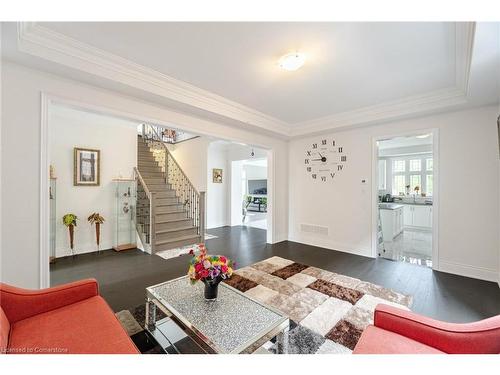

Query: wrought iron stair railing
(134, 167), (155, 252)
(139, 124), (205, 246)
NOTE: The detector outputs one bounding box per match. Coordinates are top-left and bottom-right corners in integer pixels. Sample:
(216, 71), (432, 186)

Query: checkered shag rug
(223, 256), (412, 354)
(117, 256), (412, 354)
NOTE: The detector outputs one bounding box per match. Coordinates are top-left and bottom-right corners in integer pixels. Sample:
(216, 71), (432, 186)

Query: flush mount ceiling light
(278, 52), (305, 71)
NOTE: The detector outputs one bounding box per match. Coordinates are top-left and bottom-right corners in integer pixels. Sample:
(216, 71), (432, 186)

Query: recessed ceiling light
(278, 52), (305, 71)
(416, 134), (431, 139)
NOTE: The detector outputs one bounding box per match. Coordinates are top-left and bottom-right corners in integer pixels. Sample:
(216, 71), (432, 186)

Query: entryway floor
(50, 226), (500, 323)
(243, 211), (267, 229)
(381, 229), (432, 267)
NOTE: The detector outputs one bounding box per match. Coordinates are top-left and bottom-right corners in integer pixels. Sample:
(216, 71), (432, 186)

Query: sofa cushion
(0, 307), (10, 353)
(353, 325), (443, 354)
(8, 296), (138, 354)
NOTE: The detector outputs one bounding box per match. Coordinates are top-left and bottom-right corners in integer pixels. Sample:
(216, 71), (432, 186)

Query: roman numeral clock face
(304, 139), (347, 182)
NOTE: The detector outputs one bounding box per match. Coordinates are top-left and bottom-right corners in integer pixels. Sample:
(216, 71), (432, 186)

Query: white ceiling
(378, 134), (433, 150)
(242, 158), (267, 167)
(1, 22), (499, 138)
(38, 22), (457, 124)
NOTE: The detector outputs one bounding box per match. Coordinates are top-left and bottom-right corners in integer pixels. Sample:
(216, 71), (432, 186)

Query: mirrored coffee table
(145, 276), (289, 354)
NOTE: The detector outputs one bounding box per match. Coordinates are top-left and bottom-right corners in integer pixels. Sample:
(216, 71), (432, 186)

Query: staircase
(135, 125), (205, 253)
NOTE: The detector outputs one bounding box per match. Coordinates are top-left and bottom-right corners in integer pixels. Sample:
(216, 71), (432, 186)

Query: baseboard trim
(288, 235), (374, 259)
(438, 260), (498, 283)
(270, 233), (288, 244)
(53, 248), (115, 261)
(289, 236), (499, 284)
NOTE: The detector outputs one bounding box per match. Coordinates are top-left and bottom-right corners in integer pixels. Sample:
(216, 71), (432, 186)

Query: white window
(426, 158), (433, 171)
(410, 175), (421, 192)
(378, 160), (386, 190)
(393, 160), (405, 173)
(426, 174), (433, 196)
(392, 175), (406, 196)
(409, 159), (421, 172)
(389, 155), (433, 196)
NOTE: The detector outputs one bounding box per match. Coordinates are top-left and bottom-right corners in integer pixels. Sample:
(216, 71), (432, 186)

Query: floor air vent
(300, 223), (329, 235)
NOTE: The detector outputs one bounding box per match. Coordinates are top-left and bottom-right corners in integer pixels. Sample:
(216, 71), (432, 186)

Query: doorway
(375, 132), (437, 267)
(229, 149), (268, 232)
(241, 158), (268, 230)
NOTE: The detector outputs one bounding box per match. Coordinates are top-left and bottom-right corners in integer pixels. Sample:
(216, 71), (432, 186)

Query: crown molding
(17, 22), (291, 137)
(289, 22), (475, 137)
(16, 22), (475, 139)
(455, 22), (476, 95)
(289, 86), (467, 137)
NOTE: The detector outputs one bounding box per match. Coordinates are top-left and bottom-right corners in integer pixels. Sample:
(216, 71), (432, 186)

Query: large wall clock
(304, 138), (347, 182)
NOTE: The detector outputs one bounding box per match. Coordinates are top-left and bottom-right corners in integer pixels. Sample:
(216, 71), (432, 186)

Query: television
(248, 179), (267, 195)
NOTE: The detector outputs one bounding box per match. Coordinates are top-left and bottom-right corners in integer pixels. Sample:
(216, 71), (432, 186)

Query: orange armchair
(354, 304), (500, 354)
(1, 279), (139, 354)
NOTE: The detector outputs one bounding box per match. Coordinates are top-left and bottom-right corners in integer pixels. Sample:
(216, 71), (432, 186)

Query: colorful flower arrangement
(187, 244), (234, 283)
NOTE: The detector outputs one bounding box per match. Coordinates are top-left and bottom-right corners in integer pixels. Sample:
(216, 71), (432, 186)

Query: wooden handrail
(134, 167), (152, 198)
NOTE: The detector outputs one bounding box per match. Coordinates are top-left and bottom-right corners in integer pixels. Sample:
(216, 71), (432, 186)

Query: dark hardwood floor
(50, 226), (500, 323)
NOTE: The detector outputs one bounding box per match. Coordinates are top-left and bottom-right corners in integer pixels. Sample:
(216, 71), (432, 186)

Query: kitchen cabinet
(403, 205), (413, 226)
(403, 204), (432, 229)
(380, 205), (404, 241)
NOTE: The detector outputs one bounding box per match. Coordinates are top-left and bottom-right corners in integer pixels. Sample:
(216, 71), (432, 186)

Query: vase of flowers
(187, 244), (234, 301)
(202, 277), (222, 300)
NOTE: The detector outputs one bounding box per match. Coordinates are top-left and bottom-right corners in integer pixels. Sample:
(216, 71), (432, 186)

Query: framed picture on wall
(212, 168), (223, 183)
(74, 148), (100, 186)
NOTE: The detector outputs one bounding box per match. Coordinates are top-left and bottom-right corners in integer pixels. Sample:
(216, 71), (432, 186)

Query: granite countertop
(392, 201), (433, 206)
(378, 203), (404, 210)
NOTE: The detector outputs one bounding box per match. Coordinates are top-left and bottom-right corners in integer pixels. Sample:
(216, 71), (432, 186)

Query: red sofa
(354, 304), (500, 354)
(0, 279), (139, 354)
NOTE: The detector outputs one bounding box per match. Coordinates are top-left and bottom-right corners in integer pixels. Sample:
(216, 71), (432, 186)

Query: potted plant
(187, 244), (234, 301)
(62, 213), (78, 257)
(88, 213), (105, 253)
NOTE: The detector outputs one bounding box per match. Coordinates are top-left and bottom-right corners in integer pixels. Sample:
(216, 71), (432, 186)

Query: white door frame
(229, 155), (272, 243)
(371, 128), (440, 270)
(39, 93), (276, 288)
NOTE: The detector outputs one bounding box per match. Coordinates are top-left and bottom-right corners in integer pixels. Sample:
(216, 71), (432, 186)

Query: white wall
(0, 62), (289, 288)
(230, 160), (244, 226)
(498, 103), (500, 287)
(49, 105), (137, 257)
(244, 164), (267, 183)
(289, 105), (500, 282)
(168, 137), (210, 192)
(227, 144), (267, 161)
(206, 142), (229, 229)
